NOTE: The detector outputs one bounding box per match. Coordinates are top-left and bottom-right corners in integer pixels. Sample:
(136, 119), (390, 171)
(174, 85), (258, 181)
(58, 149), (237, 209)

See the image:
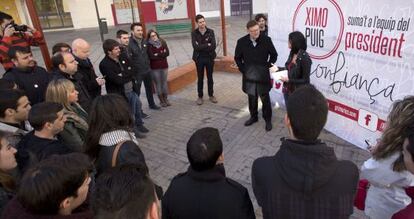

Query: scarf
(99, 129), (139, 146)
(148, 39), (162, 48)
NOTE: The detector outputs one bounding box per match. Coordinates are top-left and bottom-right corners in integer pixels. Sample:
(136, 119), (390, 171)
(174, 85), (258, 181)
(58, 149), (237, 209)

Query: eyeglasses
(150, 34), (157, 37)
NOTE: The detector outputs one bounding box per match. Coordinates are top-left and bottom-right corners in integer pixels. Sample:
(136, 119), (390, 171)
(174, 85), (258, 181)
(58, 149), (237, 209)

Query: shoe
(158, 95), (167, 107)
(196, 97), (203, 105)
(142, 112), (150, 119)
(137, 125), (149, 133)
(150, 104), (161, 110)
(244, 117), (258, 126)
(163, 94), (171, 106)
(133, 129), (146, 139)
(209, 96), (218, 103)
(265, 121), (272, 131)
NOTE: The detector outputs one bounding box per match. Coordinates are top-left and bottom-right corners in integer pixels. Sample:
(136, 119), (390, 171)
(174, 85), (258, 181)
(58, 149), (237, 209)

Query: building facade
(1, 0), (267, 30)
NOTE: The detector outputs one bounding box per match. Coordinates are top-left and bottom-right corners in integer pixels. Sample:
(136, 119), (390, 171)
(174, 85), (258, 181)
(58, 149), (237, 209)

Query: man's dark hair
(28, 102), (63, 131)
(0, 79), (16, 91)
(255, 13), (267, 21)
(92, 164), (156, 219)
(130, 22), (143, 31)
(0, 11), (13, 25)
(186, 127), (223, 171)
(17, 153), (92, 215)
(195, 14), (205, 23)
(0, 89), (26, 118)
(102, 39), (120, 55)
(52, 42), (72, 55)
(51, 52), (67, 69)
(116, 29), (129, 38)
(246, 20), (258, 29)
(7, 46), (31, 60)
(288, 31), (307, 54)
(287, 85), (328, 141)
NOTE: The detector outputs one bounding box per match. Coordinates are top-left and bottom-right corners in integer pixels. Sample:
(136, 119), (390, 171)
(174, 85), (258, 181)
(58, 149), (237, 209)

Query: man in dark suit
(235, 20), (277, 131)
(162, 127), (255, 219)
(251, 85), (359, 219)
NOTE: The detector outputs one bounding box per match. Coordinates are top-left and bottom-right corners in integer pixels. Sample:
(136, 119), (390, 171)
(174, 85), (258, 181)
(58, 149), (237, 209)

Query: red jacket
(0, 31), (44, 70)
(147, 40), (169, 70)
(392, 187), (414, 219)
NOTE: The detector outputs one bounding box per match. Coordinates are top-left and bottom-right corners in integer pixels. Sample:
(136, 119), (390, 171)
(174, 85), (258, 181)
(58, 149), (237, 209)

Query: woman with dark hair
(84, 94), (146, 176)
(147, 29), (170, 107)
(280, 31), (312, 105)
(361, 96), (414, 219)
(0, 131), (18, 215)
(393, 130), (414, 218)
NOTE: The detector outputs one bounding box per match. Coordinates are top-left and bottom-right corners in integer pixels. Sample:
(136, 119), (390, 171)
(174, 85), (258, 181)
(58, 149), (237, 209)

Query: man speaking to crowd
(235, 20), (277, 131)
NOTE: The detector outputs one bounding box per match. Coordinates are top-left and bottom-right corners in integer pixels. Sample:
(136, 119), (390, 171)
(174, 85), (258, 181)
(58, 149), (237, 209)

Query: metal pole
(130, 0), (136, 23)
(93, 0), (104, 42)
(25, 0), (52, 71)
(220, 0), (227, 56)
(189, 0), (196, 30)
(136, 0), (146, 34)
(249, 0), (253, 20)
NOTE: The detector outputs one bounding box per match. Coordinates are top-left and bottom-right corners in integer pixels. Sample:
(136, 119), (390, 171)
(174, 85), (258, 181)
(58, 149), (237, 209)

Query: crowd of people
(1, 10), (414, 219)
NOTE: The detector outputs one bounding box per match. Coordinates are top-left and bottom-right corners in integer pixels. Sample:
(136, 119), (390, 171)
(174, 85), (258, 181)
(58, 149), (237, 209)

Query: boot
(158, 94), (167, 107)
(164, 93), (171, 106)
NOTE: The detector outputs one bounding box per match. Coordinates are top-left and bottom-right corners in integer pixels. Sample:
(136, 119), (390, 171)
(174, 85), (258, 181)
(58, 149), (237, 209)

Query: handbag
(111, 141), (127, 167)
(354, 179), (370, 210)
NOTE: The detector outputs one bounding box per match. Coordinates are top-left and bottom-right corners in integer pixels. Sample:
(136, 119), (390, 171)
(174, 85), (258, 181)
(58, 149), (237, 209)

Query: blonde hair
(45, 79), (76, 111)
(373, 96), (414, 171)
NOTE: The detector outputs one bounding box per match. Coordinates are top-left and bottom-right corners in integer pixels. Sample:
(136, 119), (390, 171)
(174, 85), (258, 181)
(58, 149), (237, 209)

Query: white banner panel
(155, 0), (188, 20)
(268, 0), (414, 149)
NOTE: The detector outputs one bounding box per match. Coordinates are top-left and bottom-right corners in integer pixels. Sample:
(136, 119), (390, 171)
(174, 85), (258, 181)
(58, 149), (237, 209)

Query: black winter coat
(162, 165), (255, 219)
(235, 34), (277, 96)
(3, 66), (51, 105)
(284, 49), (312, 93)
(95, 140), (146, 176)
(98, 55), (134, 97)
(252, 138), (359, 219)
(52, 70), (92, 112)
(128, 37), (151, 77)
(16, 131), (72, 174)
(74, 56), (101, 99)
(191, 28), (217, 61)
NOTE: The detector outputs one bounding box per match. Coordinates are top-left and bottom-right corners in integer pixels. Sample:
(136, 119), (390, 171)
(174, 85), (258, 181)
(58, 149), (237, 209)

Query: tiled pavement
(2, 16), (371, 218)
(138, 72), (370, 218)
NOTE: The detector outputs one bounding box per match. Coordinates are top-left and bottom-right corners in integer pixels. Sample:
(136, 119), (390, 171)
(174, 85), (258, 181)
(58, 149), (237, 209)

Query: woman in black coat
(280, 31), (312, 106)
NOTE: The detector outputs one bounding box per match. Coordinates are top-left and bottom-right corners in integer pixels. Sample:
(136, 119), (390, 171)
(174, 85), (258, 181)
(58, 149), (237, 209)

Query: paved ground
(1, 16), (371, 218)
(137, 72), (370, 218)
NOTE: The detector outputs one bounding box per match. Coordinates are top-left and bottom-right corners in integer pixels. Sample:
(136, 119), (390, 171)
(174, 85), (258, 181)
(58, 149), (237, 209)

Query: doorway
(34, 0), (73, 29)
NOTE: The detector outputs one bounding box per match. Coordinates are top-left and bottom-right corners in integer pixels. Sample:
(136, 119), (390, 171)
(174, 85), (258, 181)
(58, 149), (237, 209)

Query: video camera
(7, 21), (28, 32)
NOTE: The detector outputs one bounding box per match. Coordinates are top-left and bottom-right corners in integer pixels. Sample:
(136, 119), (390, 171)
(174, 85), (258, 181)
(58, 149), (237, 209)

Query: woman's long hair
(288, 31), (307, 58)
(84, 94), (134, 160)
(373, 96), (414, 171)
(0, 131), (15, 192)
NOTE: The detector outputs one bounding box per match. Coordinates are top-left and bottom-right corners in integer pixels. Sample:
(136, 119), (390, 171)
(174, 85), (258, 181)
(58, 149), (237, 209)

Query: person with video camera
(0, 11), (44, 72)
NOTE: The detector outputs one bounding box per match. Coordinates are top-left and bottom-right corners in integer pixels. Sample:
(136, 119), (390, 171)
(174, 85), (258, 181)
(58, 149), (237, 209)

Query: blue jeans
(126, 91), (143, 126)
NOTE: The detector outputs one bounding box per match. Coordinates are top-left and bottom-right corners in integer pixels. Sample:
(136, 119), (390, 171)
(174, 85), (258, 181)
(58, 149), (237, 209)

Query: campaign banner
(268, 0), (414, 149)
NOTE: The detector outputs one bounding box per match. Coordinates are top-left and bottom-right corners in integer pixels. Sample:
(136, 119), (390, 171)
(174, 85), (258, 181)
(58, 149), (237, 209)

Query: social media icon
(358, 109), (378, 132)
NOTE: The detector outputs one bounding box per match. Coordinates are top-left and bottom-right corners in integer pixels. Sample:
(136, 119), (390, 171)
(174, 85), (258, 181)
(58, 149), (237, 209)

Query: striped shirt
(0, 31), (44, 70)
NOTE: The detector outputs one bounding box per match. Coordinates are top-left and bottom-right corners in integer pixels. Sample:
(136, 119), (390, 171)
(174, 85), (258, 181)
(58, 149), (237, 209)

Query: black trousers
(195, 57), (214, 98)
(248, 93), (272, 121)
(136, 73), (156, 107)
